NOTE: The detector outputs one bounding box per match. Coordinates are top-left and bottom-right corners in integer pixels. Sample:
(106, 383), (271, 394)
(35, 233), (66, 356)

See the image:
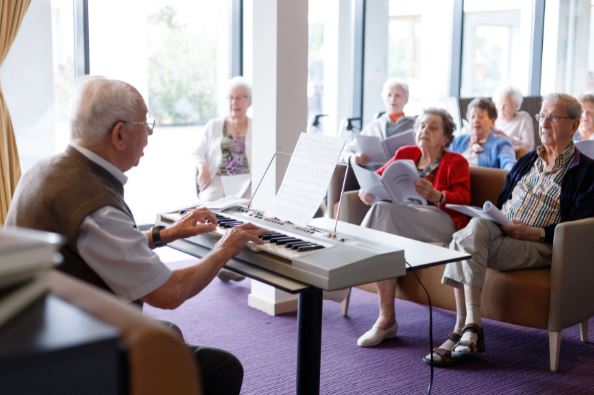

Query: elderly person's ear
(110, 121), (126, 149)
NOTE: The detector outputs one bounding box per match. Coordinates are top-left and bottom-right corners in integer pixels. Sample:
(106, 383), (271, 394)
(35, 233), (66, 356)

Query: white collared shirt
(72, 144), (171, 302)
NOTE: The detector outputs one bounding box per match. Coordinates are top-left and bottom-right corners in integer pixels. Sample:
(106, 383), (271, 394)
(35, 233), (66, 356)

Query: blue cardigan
(451, 133), (517, 171)
(496, 149), (594, 244)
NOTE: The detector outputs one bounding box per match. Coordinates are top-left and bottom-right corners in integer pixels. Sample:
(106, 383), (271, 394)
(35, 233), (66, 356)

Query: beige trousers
(442, 218), (552, 289)
(361, 201), (456, 244)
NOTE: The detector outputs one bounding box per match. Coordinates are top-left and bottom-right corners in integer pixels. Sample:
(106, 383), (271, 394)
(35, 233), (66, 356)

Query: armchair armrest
(48, 271), (201, 395)
(549, 217), (594, 331)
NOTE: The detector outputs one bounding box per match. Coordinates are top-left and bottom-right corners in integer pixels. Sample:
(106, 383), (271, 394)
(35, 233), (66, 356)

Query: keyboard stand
(168, 239), (323, 395)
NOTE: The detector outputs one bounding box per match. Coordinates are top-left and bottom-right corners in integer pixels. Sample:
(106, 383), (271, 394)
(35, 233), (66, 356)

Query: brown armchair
(49, 271), (201, 395)
(332, 165), (594, 371)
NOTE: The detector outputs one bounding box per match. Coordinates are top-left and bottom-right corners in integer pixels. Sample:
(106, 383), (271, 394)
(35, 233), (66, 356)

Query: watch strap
(152, 225), (166, 247)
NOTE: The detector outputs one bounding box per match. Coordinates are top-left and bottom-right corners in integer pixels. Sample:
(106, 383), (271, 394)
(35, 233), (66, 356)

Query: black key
(297, 244), (324, 252)
(287, 241), (310, 249)
(274, 237), (300, 245)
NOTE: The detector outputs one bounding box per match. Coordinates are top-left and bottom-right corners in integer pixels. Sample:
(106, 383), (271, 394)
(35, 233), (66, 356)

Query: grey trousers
(442, 218), (552, 289)
(362, 201), (456, 244)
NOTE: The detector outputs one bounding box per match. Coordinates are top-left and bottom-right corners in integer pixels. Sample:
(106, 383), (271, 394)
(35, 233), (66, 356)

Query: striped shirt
(502, 143), (576, 227)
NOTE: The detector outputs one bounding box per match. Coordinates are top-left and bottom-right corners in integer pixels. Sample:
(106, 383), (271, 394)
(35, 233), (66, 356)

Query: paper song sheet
(220, 174), (251, 198)
(267, 133), (345, 226)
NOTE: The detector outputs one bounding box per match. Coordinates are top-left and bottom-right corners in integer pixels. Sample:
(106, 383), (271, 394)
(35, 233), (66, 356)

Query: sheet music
(268, 133), (345, 226)
(356, 135), (387, 164)
(220, 174), (251, 198)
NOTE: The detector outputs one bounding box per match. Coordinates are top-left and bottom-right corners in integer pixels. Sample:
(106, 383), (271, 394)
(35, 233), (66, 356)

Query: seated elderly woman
(345, 78), (416, 165)
(451, 98), (516, 171)
(574, 93), (594, 141)
(356, 108), (471, 347)
(193, 76), (252, 202)
(192, 76), (252, 282)
(493, 86), (535, 152)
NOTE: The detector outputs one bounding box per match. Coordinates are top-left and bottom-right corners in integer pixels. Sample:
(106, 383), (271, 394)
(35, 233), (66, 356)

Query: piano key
(297, 244), (324, 252)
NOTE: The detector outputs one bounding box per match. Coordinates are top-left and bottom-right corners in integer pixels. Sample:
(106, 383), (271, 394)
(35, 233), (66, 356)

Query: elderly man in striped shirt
(424, 93), (594, 367)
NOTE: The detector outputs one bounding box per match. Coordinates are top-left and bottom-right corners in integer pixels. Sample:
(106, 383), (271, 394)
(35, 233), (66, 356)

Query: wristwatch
(152, 225), (167, 247)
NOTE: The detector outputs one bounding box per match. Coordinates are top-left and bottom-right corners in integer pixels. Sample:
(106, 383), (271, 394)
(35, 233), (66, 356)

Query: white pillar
(245, 0), (308, 315)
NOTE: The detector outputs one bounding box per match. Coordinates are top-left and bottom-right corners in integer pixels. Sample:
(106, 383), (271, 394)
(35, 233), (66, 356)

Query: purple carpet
(144, 259), (594, 394)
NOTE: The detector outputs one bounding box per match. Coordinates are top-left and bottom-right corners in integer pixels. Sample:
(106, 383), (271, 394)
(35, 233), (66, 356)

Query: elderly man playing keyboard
(6, 76), (266, 395)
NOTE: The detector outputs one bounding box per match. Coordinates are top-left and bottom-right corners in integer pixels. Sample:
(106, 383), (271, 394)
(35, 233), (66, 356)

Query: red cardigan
(377, 146), (471, 230)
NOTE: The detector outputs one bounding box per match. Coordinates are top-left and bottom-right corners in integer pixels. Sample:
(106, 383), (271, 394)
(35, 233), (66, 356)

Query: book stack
(0, 227), (64, 327)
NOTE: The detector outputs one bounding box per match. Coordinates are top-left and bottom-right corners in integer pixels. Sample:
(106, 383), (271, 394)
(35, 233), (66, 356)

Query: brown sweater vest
(6, 146), (135, 294)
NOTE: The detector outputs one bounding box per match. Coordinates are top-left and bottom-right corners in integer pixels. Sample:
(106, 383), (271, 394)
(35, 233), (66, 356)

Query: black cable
(405, 260), (433, 395)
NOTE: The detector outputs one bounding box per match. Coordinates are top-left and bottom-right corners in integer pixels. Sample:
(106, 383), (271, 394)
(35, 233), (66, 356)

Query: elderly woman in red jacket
(357, 108), (471, 347)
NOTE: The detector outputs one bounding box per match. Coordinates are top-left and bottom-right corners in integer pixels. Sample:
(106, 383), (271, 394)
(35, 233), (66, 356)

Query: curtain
(0, 0), (31, 224)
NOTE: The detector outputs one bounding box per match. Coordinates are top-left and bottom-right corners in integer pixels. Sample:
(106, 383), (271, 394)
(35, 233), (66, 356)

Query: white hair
(493, 86), (523, 110)
(381, 78), (409, 102)
(70, 76), (143, 143)
(227, 76), (252, 97)
(543, 93), (582, 120)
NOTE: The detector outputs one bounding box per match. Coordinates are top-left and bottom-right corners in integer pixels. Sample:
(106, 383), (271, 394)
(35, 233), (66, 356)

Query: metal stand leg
(296, 287), (323, 395)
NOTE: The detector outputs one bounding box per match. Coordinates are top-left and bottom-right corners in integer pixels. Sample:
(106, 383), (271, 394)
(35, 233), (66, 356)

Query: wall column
(245, 0), (308, 315)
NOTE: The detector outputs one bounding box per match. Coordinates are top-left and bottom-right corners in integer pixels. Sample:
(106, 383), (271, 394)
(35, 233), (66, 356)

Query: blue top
(450, 133), (517, 171)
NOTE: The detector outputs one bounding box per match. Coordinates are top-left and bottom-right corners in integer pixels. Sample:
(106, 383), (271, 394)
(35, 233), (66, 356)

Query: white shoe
(357, 323), (398, 347)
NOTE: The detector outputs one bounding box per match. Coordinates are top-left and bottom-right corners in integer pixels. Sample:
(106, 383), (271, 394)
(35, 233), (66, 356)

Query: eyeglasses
(534, 114), (574, 124)
(123, 119), (156, 135)
(228, 95), (249, 102)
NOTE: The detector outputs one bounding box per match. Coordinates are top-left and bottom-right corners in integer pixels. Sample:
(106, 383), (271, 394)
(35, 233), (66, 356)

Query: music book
(446, 201), (511, 226)
(356, 131), (415, 165)
(350, 157), (427, 206)
(0, 227), (63, 288)
(0, 272), (49, 327)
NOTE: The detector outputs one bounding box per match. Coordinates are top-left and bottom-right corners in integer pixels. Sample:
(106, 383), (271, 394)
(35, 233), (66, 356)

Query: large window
(541, 0), (594, 95)
(388, 0), (454, 111)
(51, 0), (76, 152)
(461, 0), (534, 97)
(86, 0), (231, 224)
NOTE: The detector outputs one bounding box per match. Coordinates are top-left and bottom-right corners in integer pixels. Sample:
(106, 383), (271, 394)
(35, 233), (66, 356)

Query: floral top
(218, 120), (250, 176)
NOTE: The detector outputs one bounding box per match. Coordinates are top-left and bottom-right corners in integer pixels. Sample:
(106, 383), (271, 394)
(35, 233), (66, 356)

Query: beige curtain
(0, 0), (31, 224)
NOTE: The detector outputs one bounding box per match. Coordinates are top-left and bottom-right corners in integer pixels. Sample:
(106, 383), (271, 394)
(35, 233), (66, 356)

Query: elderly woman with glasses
(451, 98), (517, 171)
(193, 76), (252, 202)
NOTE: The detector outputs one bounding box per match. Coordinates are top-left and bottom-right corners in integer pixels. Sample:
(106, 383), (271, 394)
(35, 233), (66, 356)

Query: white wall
(1, 0), (54, 172)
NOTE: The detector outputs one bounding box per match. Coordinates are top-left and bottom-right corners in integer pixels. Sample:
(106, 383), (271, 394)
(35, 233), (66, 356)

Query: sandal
(451, 323), (485, 359)
(422, 332), (461, 367)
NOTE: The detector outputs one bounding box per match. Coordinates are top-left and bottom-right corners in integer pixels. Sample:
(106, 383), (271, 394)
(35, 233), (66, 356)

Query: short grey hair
(381, 78), (409, 102)
(543, 93), (582, 120)
(493, 86), (523, 110)
(70, 76), (143, 143)
(414, 108), (456, 147)
(228, 76), (252, 97)
(579, 93), (594, 106)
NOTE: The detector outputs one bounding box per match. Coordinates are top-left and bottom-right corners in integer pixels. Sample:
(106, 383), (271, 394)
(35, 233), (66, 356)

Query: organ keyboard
(156, 204), (405, 290)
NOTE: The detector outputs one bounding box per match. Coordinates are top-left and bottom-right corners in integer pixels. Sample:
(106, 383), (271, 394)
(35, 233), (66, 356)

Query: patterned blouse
(502, 143), (575, 227)
(218, 120), (250, 176)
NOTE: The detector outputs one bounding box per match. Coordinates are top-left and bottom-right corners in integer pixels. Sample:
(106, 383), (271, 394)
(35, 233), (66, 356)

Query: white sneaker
(357, 323), (398, 347)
